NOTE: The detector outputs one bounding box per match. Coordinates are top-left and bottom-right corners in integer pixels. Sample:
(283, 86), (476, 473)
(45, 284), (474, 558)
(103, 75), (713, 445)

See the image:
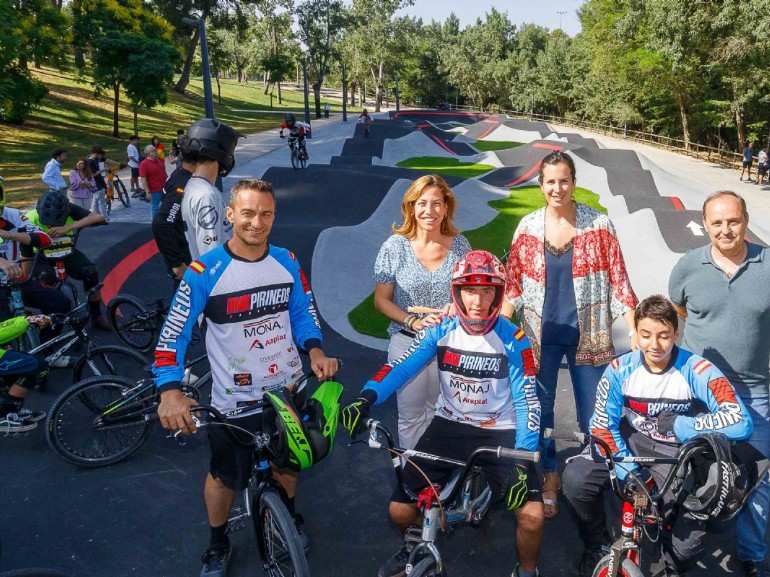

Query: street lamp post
(182, 16), (215, 119)
(395, 73), (400, 111)
(556, 10), (567, 31)
(302, 57), (311, 138)
(342, 62), (348, 122)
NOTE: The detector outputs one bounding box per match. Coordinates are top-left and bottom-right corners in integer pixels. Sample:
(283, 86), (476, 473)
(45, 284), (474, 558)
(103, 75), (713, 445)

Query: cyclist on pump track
(342, 250), (544, 577)
(562, 295), (753, 577)
(22, 192), (108, 329)
(153, 178), (338, 577)
(279, 113), (311, 159)
(358, 108), (373, 135)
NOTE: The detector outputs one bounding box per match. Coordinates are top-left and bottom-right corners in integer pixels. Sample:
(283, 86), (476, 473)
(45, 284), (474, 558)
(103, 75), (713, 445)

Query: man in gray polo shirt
(669, 190), (770, 577)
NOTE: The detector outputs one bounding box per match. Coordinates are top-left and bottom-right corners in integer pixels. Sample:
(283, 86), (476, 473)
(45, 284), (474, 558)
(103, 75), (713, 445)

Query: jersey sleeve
(362, 325), (441, 404)
(152, 266), (209, 392)
(189, 189), (230, 256)
(284, 252), (323, 352)
(153, 197), (188, 267)
(590, 363), (636, 480)
(674, 360), (753, 441)
(504, 331), (540, 451)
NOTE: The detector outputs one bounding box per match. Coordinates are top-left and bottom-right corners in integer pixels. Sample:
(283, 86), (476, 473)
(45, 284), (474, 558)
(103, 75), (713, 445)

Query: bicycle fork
(606, 501), (641, 576)
(405, 487), (444, 574)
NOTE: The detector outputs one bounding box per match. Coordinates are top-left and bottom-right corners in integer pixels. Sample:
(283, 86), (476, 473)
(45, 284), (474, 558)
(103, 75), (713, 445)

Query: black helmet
(284, 113), (296, 124)
(675, 433), (768, 522)
(186, 119), (243, 177)
(36, 192), (70, 227)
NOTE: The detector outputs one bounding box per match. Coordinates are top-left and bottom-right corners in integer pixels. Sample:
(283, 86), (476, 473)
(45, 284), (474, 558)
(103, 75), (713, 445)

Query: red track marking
(668, 197), (685, 211)
(532, 142), (564, 151)
(476, 120), (500, 140)
(429, 134), (457, 154)
(506, 161), (543, 188)
(101, 239), (159, 305)
(416, 123), (431, 129)
(393, 111), (490, 118)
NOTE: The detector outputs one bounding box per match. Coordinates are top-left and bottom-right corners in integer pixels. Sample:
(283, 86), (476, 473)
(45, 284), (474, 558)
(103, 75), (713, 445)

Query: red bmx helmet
(451, 250), (506, 335)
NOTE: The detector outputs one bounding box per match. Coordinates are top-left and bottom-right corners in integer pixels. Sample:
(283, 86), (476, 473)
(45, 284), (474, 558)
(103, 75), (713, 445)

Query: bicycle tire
(256, 490), (310, 577)
(72, 344), (150, 383)
(300, 153), (307, 169)
(410, 557), (446, 577)
(591, 556), (644, 577)
(45, 375), (153, 467)
(0, 570), (73, 577)
(115, 176), (130, 208)
(55, 279), (79, 308)
(290, 150), (300, 170)
(107, 295), (159, 352)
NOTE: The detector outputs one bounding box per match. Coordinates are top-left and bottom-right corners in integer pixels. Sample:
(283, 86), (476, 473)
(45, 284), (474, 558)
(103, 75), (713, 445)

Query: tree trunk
(375, 84), (382, 112)
(735, 101), (746, 150)
(277, 81), (282, 104)
(74, 47), (85, 68)
(174, 26), (201, 94)
(673, 86), (691, 151)
(349, 81), (356, 107)
(215, 71), (222, 104)
(313, 82), (321, 118)
(263, 70), (270, 95)
(133, 103), (138, 136)
(18, 53), (28, 70)
(112, 83), (120, 138)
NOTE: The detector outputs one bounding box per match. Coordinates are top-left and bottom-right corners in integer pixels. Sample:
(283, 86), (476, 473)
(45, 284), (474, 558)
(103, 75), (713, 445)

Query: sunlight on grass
(396, 156), (495, 178)
(347, 185), (606, 338)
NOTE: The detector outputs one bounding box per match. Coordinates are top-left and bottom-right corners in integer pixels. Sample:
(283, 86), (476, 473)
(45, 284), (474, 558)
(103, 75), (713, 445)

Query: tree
(11, 0), (71, 70)
(92, 33), (179, 137)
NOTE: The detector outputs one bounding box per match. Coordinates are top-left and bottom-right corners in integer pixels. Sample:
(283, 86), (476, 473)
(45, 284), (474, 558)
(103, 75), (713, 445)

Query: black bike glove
(656, 410), (678, 438)
(501, 464), (529, 510)
(340, 390), (377, 438)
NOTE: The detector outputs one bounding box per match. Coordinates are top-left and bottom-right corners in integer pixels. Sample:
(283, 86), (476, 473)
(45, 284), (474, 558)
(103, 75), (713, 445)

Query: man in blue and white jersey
(154, 178), (338, 577)
(562, 295), (753, 577)
(342, 250), (543, 577)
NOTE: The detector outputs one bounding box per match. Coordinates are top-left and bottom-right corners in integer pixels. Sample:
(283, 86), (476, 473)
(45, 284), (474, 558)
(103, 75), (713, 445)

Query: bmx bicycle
(280, 134), (309, 169)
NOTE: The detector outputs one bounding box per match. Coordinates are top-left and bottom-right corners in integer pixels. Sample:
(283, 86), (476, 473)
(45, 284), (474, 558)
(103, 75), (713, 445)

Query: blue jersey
(153, 244), (323, 414)
(591, 347), (753, 479)
(363, 317), (541, 451)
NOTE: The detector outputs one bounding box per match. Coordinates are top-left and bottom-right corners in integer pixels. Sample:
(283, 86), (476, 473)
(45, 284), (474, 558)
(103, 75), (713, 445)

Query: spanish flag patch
(189, 261), (206, 274)
(611, 358), (620, 369)
(693, 359), (712, 375)
(514, 329), (526, 341)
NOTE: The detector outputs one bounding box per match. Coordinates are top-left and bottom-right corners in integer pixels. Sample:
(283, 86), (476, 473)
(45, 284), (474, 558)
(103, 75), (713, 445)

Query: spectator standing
(502, 151), (638, 519)
(758, 148), (768, 185)
(669, 190), (770, 577)
(152, 136), (196, 289)
(151, 136), (165, 162)
(373, 174), (471, 449)
(127, 135), (141, 194)
(41, 148), (68, 193)
(139, 144), (167, 220)
(181, 118), (242, 260)
(67, 158), (96, 210)
(170, 129), (184, 169)
(740, 141), (755, 182)
(87, 146), (110, 221)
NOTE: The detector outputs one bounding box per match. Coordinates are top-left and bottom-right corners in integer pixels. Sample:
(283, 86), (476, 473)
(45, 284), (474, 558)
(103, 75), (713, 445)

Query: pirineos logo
(225, 286), (291, 317)
(438, 347), (505, 378)
(156, 281), (193, 353)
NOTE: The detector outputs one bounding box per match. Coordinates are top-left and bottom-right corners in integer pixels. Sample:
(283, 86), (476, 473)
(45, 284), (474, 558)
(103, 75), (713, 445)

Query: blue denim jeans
(150, 191), (162, 220)
(737, 395), (770, 562)
(538, 344), (607, 472)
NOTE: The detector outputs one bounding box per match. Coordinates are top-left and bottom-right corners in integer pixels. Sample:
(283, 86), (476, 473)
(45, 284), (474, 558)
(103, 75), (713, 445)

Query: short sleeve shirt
(127, 144), (140, 168)
(374, 234), (471, 336)
(668, 243), (770, 398)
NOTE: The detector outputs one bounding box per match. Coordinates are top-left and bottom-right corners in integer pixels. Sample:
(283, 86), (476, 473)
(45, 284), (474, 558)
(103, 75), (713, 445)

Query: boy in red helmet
(342, 250), (544, 577)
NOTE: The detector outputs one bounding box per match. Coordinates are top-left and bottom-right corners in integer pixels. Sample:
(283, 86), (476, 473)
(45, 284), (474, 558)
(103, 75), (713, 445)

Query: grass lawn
(1, 64), (343, 205)
(396, 156), (495, 179)
(347, 185), (606, 339)
(472, 140), (524, 152)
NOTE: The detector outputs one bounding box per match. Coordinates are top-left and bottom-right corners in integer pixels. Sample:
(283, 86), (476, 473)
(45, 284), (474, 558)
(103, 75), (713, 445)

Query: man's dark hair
(634, 294), (678, 331)
(229, 178), (275, 207)
(129, 135), (139, 142)
(52, 148), (67, 159)
(177, 129), (184, 135)
(538, 151), (577, 184)
(91, 145), (105, 155)
(702, 190), (748, 219)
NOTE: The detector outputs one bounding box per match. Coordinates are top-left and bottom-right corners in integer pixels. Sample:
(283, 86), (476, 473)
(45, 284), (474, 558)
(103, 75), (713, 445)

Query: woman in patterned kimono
(373, 174), (471, 450)
(502, 151), (638, 518)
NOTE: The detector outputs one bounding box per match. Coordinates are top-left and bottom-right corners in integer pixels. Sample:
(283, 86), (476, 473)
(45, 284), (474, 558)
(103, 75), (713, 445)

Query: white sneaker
(0, 412), (38, 433)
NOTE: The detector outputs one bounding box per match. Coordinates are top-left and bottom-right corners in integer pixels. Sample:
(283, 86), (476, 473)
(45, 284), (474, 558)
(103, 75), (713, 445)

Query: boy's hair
(52, 148), (67, 159)
(634, 294), (678, 331)
(130, 135), (139, 142)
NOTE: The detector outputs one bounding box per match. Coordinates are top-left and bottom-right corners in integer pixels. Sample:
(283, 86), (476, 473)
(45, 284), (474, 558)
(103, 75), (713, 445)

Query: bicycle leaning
(352, 419), (540, 577)
(107, 293), (170, 353)
(546, 428), (770, 577)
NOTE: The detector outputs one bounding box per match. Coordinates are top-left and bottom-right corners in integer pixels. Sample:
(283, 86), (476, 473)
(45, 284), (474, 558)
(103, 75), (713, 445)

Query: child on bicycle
(279, 113), (311, 159)
(341, 250), (544, 577)
(358, 109), (373, 135)
(562, 295), (753, 577)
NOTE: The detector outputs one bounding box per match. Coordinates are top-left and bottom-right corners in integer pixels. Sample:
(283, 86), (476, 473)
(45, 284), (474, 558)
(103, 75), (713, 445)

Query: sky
(396, 0), (584, 37)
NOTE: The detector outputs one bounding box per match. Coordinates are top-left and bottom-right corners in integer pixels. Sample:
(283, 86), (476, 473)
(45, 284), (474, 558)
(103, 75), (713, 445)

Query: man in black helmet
(182, 118), (243, 260)
(279, 113), (311, 159)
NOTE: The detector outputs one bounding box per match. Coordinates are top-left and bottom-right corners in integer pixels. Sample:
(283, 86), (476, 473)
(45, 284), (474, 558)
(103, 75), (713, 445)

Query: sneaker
(570, 546), (610, 577)
(377, 545), (411, 577)
(512, 563), (541, 577)
(17, 407), (46, 423)
(294, 514), (310, 553)
(200, 543), (230, 577)
(741, 559), (770, 577)
(0, 412), (38, 433)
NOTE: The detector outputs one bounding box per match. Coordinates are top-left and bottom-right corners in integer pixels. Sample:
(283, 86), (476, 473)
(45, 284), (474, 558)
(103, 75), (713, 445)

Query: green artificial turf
(347, 185), (606, 339)
(471, 140), (525, 151)
(396, 156), (495, 178)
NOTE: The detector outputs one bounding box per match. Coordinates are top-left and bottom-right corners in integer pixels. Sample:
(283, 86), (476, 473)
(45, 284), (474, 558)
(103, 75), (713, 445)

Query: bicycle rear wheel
(300, 152), (307, 169)
(108, 295), (159, 352)
(72, 344), (149, 382)
(592, 556), (644, 577)
(45, 375), (154, 467)
(115, 176), (130, 207)
(410, 557), (446, 577)
(256, 490), (309, 577)
(290, 150), (300, 170)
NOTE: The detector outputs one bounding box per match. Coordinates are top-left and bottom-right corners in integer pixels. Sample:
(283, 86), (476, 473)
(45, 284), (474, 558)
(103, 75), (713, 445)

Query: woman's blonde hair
(392, 174), (459, 238)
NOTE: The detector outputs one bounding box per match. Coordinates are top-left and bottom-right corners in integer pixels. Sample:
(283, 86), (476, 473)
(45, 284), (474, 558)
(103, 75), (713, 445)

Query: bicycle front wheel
(410, 557), (446, 577)
(72, 344), (150, 382)
(108, 295), (159, 352)
(45, 375), (154, 467)
(290, 150), (300, 170)
(256, 490), (309, 577)
(115, 176), (130, 207)
(592, 556), (644, 577)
